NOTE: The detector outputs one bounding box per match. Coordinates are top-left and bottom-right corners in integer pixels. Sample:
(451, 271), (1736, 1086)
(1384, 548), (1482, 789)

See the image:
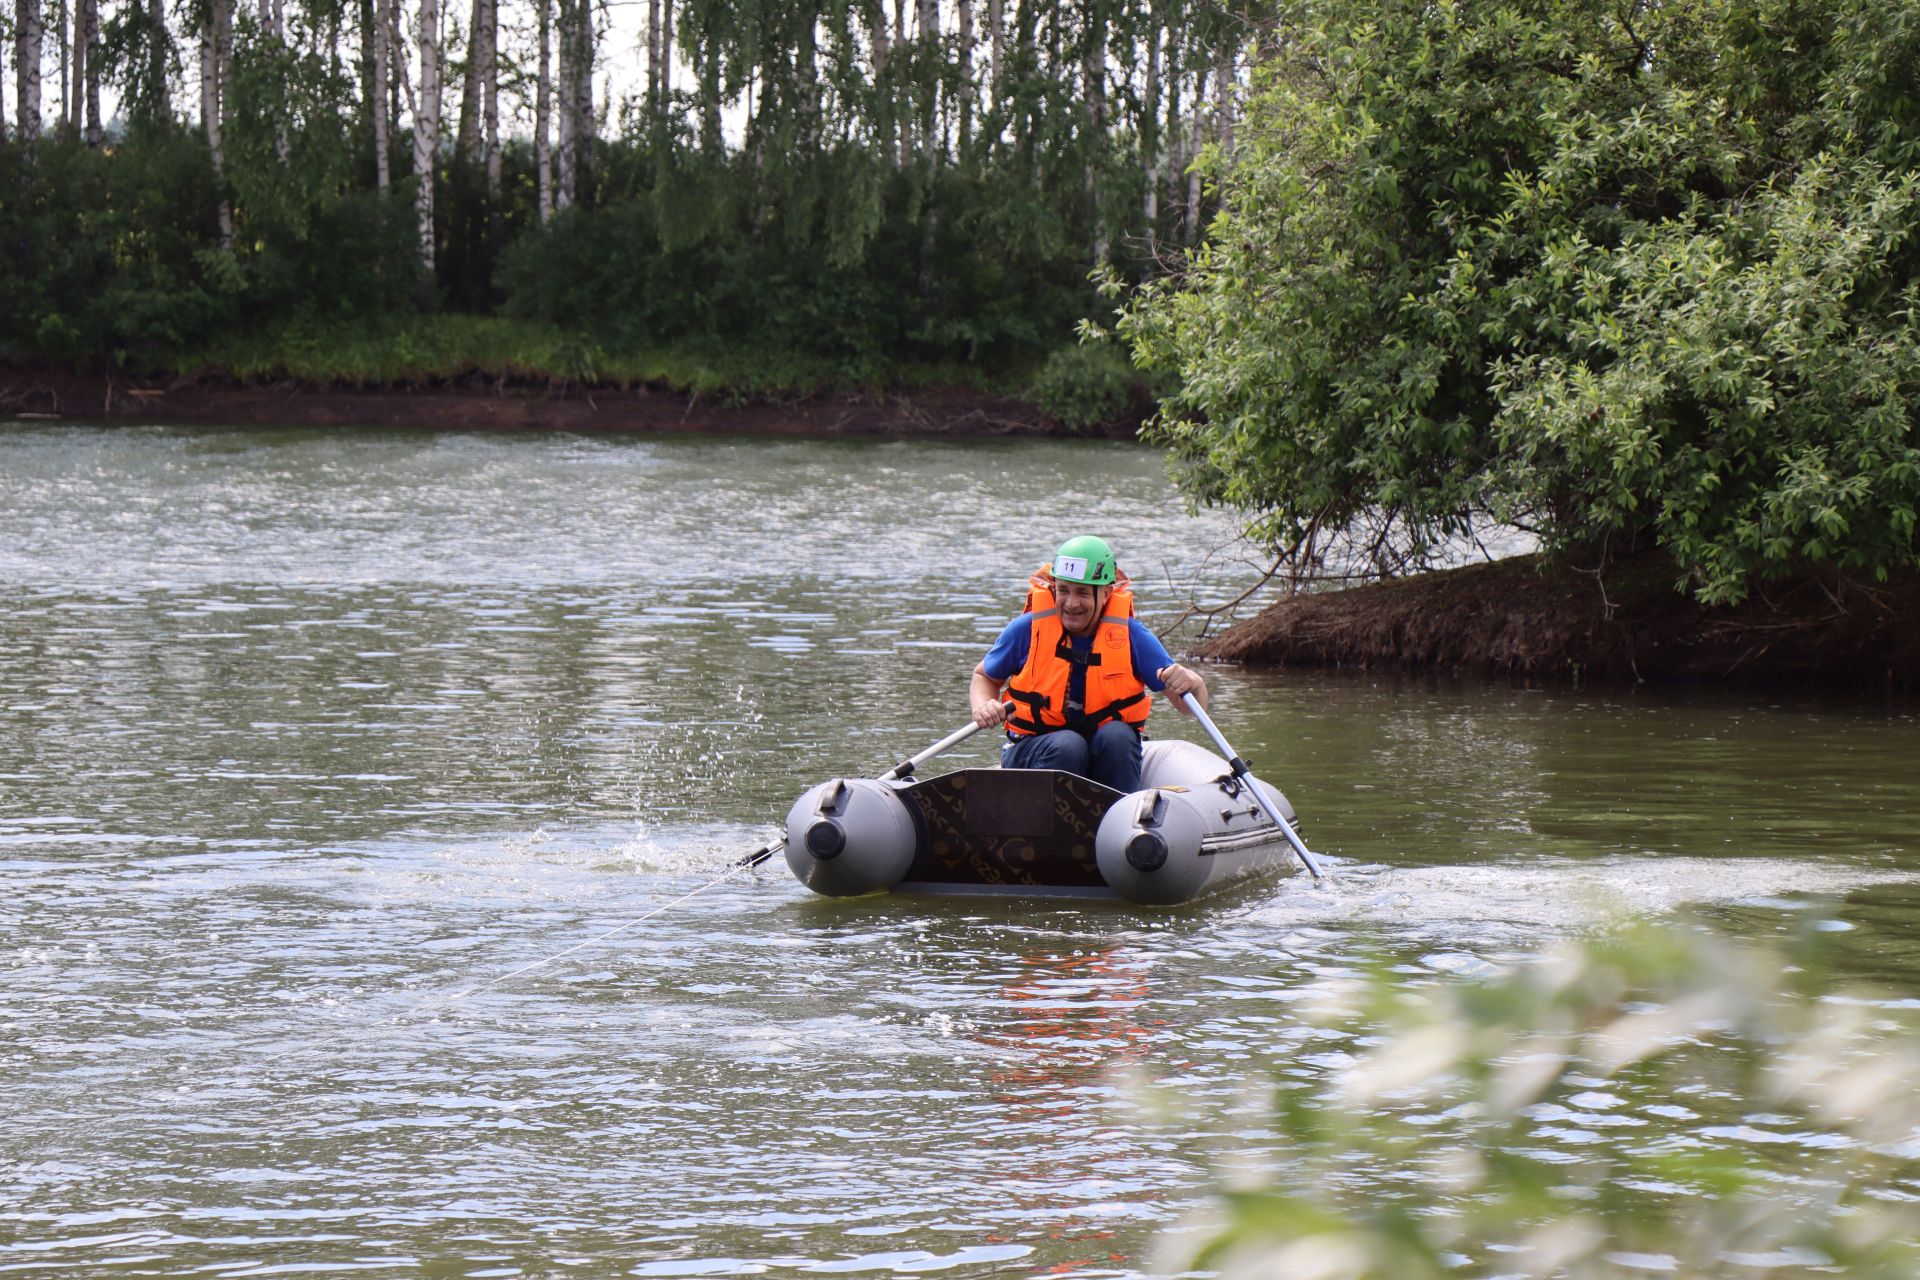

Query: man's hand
(1158, 663), (1209, 715)
(970, 664), (1008, 728)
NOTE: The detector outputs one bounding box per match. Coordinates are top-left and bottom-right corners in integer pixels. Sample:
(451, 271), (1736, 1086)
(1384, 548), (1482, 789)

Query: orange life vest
(1003, 567), (1151, 738)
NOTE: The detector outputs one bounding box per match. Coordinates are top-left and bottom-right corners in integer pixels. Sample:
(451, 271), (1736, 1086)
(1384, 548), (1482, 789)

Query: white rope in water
(24, 855), (763, 1145)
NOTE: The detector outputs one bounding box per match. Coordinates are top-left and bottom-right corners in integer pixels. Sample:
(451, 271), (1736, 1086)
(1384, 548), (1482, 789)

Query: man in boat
(968, 535), (1210, 794)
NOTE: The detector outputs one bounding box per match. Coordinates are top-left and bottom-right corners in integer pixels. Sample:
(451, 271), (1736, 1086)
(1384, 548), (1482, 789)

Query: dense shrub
(1029, 342), (1139, 429)
(1121, 0), (1920, 603)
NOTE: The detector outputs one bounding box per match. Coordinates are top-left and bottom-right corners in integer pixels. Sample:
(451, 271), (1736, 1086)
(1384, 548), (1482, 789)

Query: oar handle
(1180, 692), (1327, 882)
(879, 717), (991, 782)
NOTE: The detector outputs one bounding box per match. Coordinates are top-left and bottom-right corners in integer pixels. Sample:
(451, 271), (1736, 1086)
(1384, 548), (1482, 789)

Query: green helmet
(1051, 535), (1117, 586)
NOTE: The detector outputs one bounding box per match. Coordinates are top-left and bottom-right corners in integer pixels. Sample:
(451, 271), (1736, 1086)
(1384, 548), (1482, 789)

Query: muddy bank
(0, 370), (1131, 437)
(1196, 551), (1920, 691)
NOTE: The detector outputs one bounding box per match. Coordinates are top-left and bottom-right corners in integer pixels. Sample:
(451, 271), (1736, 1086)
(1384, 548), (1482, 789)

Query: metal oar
(738, 716), (994, 868)
(1179, 691), (1328, 882)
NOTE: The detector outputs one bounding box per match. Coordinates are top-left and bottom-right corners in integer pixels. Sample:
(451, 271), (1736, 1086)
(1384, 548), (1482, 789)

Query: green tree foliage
(1161, 922), (1920, 1278)
(0, 131), (236, 362)
(1, 1), (1251, 393)
(1119, 0), (1920, 602)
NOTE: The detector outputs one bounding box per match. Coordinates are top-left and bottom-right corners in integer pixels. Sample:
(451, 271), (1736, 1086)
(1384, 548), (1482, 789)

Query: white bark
(372, 0), (391, 190)
(82, 0), (99, 145)
(1216, 39), (1235, 159)
(54, 0), (67, 129)
(389, 0), (415, 120)
(659, 0), (670, 97)
(260, 0), (286, 159)
(71, 0), (85, 134)
(415, 0), (440, 269)
(1164, 20), (1181, 201)
(1084, 2), (1104, 264)
(956, 0), (973, 153)
(571, 0), (593, 185)
(535, 0), (551, 221)
(456, 0), (481, 159)
(553, 0), (572, 209)
(202, 0), (234, 248)
(15, 0), (43, 142)
(645, 0), (659, 109)
(149, 0), (171, 120)
(1186, 62), (1205, 245)
(1143, 15), (1159, 230)
(796, 9), (817, 146)
(892, 0), (907, 165)
(482, 0), (499, 204)
(986, 0), (1001, 117)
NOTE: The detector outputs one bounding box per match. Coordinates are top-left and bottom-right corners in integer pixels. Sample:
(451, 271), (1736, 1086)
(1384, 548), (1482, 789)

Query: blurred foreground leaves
(1160, 924), (1920, 1278)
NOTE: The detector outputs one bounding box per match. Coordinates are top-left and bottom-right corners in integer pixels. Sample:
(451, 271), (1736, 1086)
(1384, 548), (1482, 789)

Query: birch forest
(1, 0), (1258, 380)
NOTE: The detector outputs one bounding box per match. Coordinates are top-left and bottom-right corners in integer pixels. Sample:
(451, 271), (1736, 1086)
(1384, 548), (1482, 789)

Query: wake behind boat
(781, 738), (1303, 904)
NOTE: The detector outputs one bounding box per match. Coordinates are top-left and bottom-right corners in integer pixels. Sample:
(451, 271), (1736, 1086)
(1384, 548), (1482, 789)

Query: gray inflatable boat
(781, 739), (1301, 904)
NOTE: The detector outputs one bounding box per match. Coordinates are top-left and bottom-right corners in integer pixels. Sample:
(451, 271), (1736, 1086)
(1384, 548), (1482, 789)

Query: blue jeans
(1001, 722), (1144, 794)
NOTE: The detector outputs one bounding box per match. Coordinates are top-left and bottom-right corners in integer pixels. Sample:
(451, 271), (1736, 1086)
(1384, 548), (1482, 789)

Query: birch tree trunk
(915, 0), (936, 154)
(481, 0), (499, 209)
(1015, 0), (1035, 176)
(201, 0), (234, 248)
(54, 0), (67, 130)
(570, 0), (593, 197)
(645, 0), (659, 111)
(70, 0), (85, 134)
(796, 9), (818, 147)
(892, 0), (907, 165)
(1083, 0), (1105, 263)
(372, 0), (390, 190)
(260, 0), (287, 158)
(15, 0), (43, 142)
(415, 0), (440, 269)
(1215, 39), (1234, 160)
(955, 0), (973, 157)
(388, 0), (408, 136)
(870, 0), (890, 157)
(1142, 14), (1159, 231)
(149, 0), (172, 120)
(457, 0), (482, 160)
(553, 0), (572, 208)
(535, 0), (552, 220)
(1164, 20), (1181, 210)
(658, 0), (670, 97)
(986, 0), (1001, 122)
(1186, 62), (1206, 245)
(82, 0), (100, 146)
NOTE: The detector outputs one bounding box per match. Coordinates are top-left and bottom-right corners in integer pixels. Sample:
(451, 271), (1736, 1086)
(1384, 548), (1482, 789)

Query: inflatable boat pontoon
(781, 738), (1302, 904)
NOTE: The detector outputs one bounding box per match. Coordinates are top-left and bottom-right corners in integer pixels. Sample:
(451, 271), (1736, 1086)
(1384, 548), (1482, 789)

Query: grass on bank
(165, 314), (1002, 400)
(149, 314), (1147, 426)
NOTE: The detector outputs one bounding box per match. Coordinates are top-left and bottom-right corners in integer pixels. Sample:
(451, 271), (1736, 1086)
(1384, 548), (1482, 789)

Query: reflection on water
(3, 426), (1919, 1276)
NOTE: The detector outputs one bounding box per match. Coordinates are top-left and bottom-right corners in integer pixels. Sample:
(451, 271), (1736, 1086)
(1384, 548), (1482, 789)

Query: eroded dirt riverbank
(1196, 551), (1920, 692)
(1, 370), (1133, 437)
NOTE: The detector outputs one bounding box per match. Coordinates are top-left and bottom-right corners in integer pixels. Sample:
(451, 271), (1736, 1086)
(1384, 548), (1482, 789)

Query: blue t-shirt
(981, 614), (1176, 723)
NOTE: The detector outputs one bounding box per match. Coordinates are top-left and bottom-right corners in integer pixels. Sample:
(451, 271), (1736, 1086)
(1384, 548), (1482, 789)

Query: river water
(4, 425), (1919, 1277)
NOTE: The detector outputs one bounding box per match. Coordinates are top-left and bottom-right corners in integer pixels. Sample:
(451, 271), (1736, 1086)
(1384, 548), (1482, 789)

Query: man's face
(1057, 581), (1106, 636)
